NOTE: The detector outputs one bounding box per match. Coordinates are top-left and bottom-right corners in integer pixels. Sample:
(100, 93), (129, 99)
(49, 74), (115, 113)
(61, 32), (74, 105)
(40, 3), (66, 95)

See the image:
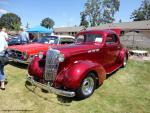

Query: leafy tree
(82, 0), (120, 26)
(102, 0), (120, 23)
(80, 12), (89, 28)
(130, 0), (150, 21)
(83, 0), (101, 26)
(40, 17), (55, 29)
(0, 13), (21, 30)
(12, 21), (20, 31)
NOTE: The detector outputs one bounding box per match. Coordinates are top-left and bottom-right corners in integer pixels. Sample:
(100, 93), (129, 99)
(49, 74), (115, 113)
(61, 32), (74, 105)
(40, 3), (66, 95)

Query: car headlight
(59, 53), (65, 62)
(28, 55), (37, 62)
(39, 52), (43, 59)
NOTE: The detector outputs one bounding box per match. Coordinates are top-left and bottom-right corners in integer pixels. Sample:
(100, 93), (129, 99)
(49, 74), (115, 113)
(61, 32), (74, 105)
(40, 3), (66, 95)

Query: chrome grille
(44, 48), (60, 82)
(8, 49), (22, 59)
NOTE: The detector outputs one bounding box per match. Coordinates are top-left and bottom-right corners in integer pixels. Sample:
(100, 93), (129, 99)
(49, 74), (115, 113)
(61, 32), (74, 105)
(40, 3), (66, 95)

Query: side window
(106, 34), (118, 45)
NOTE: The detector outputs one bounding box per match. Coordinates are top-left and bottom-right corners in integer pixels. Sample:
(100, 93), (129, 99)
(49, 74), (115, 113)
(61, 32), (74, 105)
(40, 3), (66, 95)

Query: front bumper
(26, 75), (75, 97)
(9, 57), (29, 64)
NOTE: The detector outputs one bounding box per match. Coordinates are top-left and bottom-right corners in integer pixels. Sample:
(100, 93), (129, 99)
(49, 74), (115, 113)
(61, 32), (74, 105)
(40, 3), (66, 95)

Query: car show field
(0, 60), (150, 113)
(1, 0), (150, 113)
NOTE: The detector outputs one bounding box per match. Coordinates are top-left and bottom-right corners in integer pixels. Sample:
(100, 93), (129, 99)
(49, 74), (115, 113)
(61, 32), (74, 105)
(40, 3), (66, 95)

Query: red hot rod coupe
(26, 29), (128, 99)
(7, 35), (75, 64)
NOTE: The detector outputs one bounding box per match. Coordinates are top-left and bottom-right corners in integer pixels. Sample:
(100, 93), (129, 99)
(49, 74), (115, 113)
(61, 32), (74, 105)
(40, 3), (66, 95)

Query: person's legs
(0, 63), (5, 89)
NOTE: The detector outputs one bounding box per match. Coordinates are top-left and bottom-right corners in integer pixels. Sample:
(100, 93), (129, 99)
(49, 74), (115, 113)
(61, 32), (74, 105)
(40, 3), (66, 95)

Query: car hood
(53, 43), (103, 57)
(8, 43), (60, 54)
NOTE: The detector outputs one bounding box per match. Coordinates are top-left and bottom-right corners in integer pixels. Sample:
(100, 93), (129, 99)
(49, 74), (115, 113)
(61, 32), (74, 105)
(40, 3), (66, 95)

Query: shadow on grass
(25, 81), (79, 105)
(106, 71), (117, 79)
(57, 96), (73, 105)
(25, 82), (65, 104)
(9, 61), (28, 69)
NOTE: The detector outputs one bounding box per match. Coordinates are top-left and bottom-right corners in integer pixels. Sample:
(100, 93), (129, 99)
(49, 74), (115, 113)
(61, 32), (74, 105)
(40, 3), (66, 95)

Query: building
(87, 20), (150, 38)
(53, 21), (150, 49)
(54, 20), (150, 38)
(53, 26), (85, 36)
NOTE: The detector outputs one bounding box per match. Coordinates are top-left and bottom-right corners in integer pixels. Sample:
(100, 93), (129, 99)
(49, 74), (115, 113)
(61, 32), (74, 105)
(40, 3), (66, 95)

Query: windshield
(8, 37), (21, 43)
(76, 34), (103, 43)
(32, 36), (59, 44)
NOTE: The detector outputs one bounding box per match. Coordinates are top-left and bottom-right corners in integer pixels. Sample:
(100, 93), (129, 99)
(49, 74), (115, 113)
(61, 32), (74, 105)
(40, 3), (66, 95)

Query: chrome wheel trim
(123, 55), (127, 66)
(81, 76), (94, 96)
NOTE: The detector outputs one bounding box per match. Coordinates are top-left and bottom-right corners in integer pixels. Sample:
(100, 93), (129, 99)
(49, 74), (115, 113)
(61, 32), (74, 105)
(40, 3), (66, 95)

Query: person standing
(20, 28), (29, 44)
(0, 27), (8, 41)
(0, 29), (8, 90)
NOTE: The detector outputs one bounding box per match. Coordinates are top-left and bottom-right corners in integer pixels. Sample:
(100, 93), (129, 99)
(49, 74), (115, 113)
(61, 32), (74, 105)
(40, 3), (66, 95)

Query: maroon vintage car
(7, 35), (75, 64)
(26, 29), (128, 99)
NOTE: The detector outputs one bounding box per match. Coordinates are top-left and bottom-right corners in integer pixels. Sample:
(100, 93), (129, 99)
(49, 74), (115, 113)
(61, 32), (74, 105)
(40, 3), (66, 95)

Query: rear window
(59, 38), (75, 44)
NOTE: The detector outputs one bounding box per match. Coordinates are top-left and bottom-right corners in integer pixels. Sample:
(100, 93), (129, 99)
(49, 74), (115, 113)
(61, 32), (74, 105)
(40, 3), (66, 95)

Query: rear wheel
(76, 73), (96, 99)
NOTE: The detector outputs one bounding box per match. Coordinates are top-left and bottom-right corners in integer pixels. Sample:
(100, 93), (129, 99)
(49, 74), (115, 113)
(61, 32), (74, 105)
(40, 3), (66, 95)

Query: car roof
(51, 35), (75, 39)
(77, 29), (117, 35)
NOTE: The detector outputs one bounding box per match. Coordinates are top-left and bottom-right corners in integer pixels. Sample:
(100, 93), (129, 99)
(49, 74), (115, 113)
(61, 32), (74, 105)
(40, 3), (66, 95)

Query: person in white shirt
(0, 27), (8, 41)
(0, 29), (8, 90)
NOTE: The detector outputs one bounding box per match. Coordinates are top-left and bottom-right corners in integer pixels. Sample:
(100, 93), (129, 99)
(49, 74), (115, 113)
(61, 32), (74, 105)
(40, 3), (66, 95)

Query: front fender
(28, 56), (44, 79)
(61, 60), (106, 90)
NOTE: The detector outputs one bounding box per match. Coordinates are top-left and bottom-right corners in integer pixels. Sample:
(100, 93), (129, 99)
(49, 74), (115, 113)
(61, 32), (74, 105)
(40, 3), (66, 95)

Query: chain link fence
(120, 32), (150, 51)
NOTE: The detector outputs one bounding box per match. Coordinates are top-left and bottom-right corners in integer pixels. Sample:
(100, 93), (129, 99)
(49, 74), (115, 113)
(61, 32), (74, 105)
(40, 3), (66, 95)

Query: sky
(0, 0), (143, 28)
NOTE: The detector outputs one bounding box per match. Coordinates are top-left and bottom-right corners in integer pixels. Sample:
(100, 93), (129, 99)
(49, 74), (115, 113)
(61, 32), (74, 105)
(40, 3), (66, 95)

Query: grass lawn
(0, 60), (150, 113)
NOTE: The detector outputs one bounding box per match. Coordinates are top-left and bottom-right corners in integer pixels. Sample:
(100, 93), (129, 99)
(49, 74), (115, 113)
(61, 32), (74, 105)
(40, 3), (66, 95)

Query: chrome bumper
(9, 57), (29, 64)
(26, 75), (75, 97)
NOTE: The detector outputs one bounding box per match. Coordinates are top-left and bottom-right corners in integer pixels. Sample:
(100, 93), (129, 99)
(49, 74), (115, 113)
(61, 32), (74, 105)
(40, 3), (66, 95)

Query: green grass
(0, 60), (150, 113)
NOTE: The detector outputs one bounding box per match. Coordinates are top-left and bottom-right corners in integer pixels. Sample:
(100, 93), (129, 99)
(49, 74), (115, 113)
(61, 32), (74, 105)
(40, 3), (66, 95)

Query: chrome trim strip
(106, 65), (122, 75)
(26, 75), (75, 97)
(8, 57), (29, 64)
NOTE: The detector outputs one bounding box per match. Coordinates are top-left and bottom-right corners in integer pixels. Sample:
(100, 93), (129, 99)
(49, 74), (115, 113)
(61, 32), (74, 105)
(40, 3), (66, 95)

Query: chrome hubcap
(124, 56), (127, 66)
(81, 77), (94, 96)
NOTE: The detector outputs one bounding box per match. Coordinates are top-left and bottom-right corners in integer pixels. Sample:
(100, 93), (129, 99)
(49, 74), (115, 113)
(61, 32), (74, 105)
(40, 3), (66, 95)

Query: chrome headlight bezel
(58, 53), (65, 62)
(39, 51), (44, 59)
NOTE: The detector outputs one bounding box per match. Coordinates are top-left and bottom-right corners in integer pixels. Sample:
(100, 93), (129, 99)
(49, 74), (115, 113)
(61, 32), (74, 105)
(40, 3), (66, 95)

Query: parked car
(26, 29), (128, 99)
(7, 36), (29, 46)
(7, 35), (75, 64)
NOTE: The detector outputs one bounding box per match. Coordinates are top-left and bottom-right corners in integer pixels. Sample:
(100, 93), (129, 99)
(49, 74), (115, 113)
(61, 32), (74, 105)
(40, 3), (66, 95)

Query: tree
(40, 17), (55, 29)
(102, 0), (120, 23)
(80, 12), (89, 28)
(83, 0), (101, 26)
(82, 0), (120, 26)
(0, 13), (21, 30)
(130, 0), (150, 21)
(12, 21), (20, 31)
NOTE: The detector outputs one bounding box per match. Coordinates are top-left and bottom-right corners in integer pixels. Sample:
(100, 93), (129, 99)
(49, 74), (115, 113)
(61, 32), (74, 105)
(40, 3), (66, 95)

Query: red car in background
(26, 29), (128, 99)
(7, 35), (75, 64)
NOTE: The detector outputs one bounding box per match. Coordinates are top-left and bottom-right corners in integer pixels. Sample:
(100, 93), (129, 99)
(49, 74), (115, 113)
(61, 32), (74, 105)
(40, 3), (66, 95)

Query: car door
(103, 34), (120, 71)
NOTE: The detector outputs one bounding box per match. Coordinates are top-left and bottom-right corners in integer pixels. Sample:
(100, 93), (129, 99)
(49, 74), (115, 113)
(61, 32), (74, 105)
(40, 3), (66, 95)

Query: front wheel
(76, 73), (96, 99)
(122, 54), (127, 67)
